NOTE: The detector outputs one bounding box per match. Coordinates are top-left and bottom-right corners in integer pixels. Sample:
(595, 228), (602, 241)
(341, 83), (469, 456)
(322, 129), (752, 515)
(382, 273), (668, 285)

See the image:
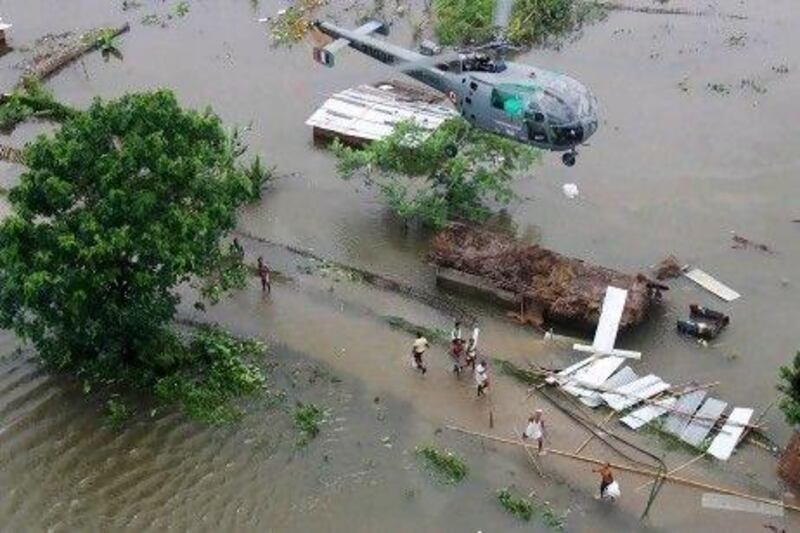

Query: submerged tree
(778, 351), (800, 426)
(0, 90), (265, 422)
(334, 118), (538, 228)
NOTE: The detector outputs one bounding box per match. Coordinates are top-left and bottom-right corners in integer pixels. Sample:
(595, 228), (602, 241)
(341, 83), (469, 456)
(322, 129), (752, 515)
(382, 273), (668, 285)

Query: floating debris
(683, 267), (741, 302)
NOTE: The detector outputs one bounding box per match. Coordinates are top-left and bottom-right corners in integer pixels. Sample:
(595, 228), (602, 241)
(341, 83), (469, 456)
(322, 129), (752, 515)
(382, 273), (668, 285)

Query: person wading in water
(410, 332), (429, 375)
(257, 256), (271, 294)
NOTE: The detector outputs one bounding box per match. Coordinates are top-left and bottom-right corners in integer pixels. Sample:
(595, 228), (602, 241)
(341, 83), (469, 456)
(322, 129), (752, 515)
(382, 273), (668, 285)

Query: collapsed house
(428, 224), (664, 330)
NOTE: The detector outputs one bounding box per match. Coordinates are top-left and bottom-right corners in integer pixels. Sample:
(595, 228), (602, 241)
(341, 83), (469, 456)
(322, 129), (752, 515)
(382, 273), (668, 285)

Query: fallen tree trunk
(20, 23), (130, 86)
(427, 224), (661, 330)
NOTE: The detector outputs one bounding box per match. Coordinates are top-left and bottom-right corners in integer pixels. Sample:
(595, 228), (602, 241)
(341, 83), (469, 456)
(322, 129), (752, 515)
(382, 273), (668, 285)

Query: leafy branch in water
(415, 444), (468, 484)
(294, 403), (324, 443)
(0, 77), (79, 131)
(497, 487), (566, 530)
(268, 0), (327, 47)
(334, 118), (538, 228)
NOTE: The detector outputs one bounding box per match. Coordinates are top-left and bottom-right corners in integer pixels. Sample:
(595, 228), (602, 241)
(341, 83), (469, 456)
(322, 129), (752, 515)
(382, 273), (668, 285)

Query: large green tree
(334, 118), (538, 228)
(0, 90), (265, 422)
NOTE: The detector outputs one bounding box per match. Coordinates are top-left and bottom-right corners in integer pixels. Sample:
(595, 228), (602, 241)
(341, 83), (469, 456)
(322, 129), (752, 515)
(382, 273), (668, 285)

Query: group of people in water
(410, 319), (621, 502)
(409, 320), (489, 397)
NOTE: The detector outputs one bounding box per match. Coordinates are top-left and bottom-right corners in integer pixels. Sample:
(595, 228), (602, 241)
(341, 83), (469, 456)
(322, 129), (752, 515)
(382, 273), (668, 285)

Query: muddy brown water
(1, 0), (799, 531)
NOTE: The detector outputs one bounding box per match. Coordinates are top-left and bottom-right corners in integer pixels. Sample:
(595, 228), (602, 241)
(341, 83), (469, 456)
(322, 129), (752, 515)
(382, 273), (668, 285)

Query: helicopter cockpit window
(491, 88), (525, 117)
(435, 59), (462, 73)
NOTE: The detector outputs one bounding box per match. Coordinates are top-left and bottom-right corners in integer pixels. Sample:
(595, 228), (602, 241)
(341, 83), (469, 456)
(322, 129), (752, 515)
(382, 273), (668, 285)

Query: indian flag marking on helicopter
(306, 84), (458, 143)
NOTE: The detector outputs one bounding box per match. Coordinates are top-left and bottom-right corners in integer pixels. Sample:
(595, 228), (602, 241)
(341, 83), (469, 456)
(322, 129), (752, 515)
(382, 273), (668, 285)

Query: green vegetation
(497, 487), (566, 530)
(433, 0), (495, 46)
(644, 418), (710, 453)
(495, 358), (545, 386)
(0, 90), (266, 424)
(415, 444), (468, 484)
(497, 487), (534, 520)
(433, 0), (606, 47)
(294, 403), (324, 442)
(175, 1), (191, 17)
(92, 28), (123, 60)
(269, 0), (325, 47)
(0, 78), (79, 131)
(778, 351), (800, 426)
(383, 316), (448, 343)
(106, 397), (132, 430)
(334, 118), (537, 228)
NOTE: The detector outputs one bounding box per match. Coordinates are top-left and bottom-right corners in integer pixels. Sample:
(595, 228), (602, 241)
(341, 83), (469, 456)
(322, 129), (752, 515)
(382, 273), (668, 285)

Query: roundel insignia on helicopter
(447, 90), (457, 104)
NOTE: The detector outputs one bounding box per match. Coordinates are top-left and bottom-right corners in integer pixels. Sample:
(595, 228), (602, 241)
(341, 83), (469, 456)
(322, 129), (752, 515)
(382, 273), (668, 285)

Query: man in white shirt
(410, 332), (429, 375)
(475, 360), (490, 396)
(522, 409), (546, 454)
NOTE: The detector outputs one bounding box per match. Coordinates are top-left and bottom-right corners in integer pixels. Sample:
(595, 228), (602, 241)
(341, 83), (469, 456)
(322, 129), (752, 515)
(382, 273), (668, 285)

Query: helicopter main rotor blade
(493, 0), (514, 32)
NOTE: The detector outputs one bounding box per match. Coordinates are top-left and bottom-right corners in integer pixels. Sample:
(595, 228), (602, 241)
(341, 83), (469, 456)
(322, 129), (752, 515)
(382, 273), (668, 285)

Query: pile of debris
(428, 224), (663, 330)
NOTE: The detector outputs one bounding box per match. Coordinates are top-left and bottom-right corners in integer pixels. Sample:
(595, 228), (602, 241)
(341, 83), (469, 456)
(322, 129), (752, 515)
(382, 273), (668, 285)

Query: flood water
(1, 0), (799, 531)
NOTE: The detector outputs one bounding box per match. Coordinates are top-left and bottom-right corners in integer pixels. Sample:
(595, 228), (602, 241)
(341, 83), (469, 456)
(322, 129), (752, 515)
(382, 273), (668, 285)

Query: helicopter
(310, 0), (598, 167)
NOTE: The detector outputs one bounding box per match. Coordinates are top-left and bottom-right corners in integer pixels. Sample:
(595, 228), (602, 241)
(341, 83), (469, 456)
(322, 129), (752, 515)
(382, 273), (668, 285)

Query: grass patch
(433, 0), (607, 47)
(497, 487), (566, 530)
(415, 444), (468, 484)
(106, 397), (132, 430)
(383, 316), (448, 343)
(0, 78), (80, 132)
(294, 403), (324, 443)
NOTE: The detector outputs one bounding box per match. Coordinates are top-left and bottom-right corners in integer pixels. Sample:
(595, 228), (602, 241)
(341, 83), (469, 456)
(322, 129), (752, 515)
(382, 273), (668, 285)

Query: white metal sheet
(701, 493), (783, 517)
(663, 390), (707, 436)
(592, 286), (628, 353)
(562, 356), (625, 398)
(707, 407), (754, 461)
(680, 398), (728, 447)
(580, 367), (639, 408)
(620, 397), (677, 430)
(601, 374), (671, 412)
(573, 343), (642, 360)
(684, 268), (741, 302)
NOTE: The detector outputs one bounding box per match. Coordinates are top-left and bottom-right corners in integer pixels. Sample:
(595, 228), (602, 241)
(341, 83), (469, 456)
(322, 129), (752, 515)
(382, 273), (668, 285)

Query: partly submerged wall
(428, 224), (661, 330)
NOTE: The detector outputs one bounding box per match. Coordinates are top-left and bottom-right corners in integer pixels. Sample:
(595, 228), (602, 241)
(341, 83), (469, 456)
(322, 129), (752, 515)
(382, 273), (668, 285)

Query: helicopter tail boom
(313, 20), (423, 68)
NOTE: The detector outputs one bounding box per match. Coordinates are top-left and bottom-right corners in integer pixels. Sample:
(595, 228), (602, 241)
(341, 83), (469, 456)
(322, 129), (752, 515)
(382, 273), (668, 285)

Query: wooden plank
(620, 397), (677, 430)
(680, 398), (728, 447)
(580, 367), (639, 408)
(601, 374), (671, 412)
(592, 286), (627, 353)
(663, 390), (707, 435)
(701, 493), (783, 517)
(684, 268), (741, 302)
(707, 408), (754, 461)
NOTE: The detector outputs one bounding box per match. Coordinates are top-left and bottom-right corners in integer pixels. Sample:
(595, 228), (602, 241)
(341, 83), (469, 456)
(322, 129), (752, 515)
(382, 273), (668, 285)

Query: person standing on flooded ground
(230, 237), (244, 261)
(522, 410), (546, 455)
(465, 335), (478, 370)
(450, 337), (465, 375)
(475, 359), (490, 396)
(410, 332), (429, 375)
(257, 256), (271, 294)
(592, 462), (620, 501)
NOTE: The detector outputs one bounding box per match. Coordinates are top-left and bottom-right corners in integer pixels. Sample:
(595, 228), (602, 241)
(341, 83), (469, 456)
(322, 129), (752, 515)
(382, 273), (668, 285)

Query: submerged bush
(294, 403), (324, 442)
(778, 351), (800, 426)
(497, 487), (533, 521)
(415, 444), (469, 484)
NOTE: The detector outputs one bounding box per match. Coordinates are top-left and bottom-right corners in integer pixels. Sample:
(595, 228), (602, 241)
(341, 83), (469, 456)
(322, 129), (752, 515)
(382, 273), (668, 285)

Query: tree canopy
(778, 351), (800, 426)
(0, 90), (266, 422)
(334, 118), (538, 228)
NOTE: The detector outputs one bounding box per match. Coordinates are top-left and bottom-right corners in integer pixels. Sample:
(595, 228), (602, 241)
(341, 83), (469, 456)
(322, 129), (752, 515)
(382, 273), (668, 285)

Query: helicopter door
(489, 87), (525, 138)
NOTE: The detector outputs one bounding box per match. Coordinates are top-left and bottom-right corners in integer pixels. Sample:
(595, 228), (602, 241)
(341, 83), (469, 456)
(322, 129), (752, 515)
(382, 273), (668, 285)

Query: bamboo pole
(446, 425), (800, 514)
(635, 453), (705, 492)
(574, 410), (616, 454)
